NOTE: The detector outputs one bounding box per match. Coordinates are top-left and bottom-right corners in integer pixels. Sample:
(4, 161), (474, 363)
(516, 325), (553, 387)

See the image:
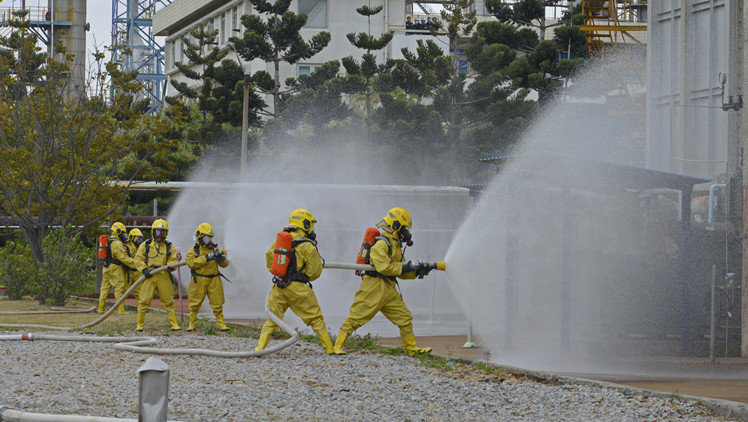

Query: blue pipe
(708, 184), (726, 223)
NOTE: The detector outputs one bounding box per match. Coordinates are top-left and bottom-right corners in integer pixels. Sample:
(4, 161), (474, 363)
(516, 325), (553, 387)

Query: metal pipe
(710, 263), (717, 363)
(463, 319), (476, 348)
(0, 406), (142, 421)
(708, 184), (726, 222)
(176, 249), (184, 323)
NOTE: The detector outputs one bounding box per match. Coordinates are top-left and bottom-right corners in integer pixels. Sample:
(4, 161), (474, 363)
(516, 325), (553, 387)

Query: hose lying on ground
(0, 405), (179, 422)
(0, 306), (97, 315)
(0, 262), (299, 358)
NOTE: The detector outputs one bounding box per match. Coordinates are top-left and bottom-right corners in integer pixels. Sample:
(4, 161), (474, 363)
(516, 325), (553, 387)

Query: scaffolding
(580, 0), (647, 58)
(0, 5), (72, 48)
(111, 0), (171, 112)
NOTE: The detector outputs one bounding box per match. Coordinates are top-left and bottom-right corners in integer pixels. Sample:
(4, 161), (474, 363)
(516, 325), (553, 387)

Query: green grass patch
(474, 361), (505, 376)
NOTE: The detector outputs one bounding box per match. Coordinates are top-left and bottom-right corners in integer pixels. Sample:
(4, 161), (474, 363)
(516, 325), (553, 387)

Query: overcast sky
(87, 2), (112, 56)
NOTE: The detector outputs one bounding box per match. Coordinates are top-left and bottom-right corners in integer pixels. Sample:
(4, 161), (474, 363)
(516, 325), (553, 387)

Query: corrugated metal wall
(646, 0), (734, 180)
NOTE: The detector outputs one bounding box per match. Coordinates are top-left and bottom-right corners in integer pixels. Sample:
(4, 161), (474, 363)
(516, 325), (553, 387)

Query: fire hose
(0, 260), (446, 354)
(0, 260), (446, 422)
(0, 262), (297, 357)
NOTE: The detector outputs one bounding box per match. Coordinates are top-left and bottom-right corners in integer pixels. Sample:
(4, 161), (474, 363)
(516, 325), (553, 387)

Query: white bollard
(138, 357), (170, 422)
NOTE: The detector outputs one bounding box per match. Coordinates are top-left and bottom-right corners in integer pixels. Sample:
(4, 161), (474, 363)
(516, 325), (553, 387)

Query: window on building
(232, 7), (238, 32)
(221, 13), (226, 45)
(169, 40), (175, 67)
(449, 48), (468, 73)
(298, 64), (321, 76)
(299, 0), (327, 28)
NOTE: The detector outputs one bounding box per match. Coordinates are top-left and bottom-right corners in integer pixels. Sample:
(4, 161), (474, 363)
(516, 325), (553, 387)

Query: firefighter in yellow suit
(98, 222), (139, 314)
(185, 222), (230, 332)
(134, 219), (181, 331)
(333, 207), (432, 356)
(124, 228), (144, 303)
(256, 208), (334, 354)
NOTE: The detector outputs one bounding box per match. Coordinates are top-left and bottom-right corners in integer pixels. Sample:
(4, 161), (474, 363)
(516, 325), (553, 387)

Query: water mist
(166, 140), (472, 339)
(443, 56), (706, 377)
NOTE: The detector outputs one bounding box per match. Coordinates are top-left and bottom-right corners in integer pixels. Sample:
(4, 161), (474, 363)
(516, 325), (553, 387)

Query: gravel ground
(0, 331), (740, 422)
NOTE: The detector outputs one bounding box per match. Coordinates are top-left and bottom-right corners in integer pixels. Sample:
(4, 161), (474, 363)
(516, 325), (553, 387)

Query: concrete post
(138, 357), (170, 422)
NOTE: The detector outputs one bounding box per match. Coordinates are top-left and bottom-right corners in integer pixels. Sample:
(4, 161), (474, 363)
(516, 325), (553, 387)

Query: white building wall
(154, 0), (449, 100)
(646, 0), (734, 180)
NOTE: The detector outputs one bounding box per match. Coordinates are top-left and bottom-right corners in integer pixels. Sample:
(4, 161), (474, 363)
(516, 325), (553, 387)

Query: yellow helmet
(383, 207), (412, 232)
(128, 228), (144, 246)
(152, 218), (169, 241)
(288, 208), (316, 233)
(195, 222), (215, 244)
(110, 222), (127, 241)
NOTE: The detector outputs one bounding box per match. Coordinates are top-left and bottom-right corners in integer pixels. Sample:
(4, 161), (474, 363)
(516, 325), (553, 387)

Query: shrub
(36, 226), (95, 306)
(0, 238), (38, 300)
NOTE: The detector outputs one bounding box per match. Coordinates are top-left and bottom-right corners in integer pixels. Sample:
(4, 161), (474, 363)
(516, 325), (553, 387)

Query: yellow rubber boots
(168, 311), (181, 331)
(186, 314), (197, 331)
(333, 330), (349, 355)
(315, 329), (334, 354)
(402, 332), (431, 357)
(136, 312), (145, 331)
(216, 314), (229, 331)
(255, 333), (270, 351)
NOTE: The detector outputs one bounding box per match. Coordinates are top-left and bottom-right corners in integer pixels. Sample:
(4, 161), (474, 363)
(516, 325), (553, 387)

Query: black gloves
(402, 260), (434, 278)
(401, 260), (416, 273)
(416, 265), (433, 278)
(142, 268), (153, 279)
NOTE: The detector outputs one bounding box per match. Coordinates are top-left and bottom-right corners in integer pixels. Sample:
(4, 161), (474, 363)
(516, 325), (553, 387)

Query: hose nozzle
(426, 261), (446, 271)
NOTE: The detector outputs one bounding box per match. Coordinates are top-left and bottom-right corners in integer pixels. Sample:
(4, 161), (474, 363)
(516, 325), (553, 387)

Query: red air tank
(271, 231), (294, 277)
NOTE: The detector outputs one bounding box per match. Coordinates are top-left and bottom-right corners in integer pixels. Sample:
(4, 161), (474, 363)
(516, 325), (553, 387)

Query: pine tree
(229, 0), (331, 119)
(166, 22), (263, 150)
(342, 2), (393, 134)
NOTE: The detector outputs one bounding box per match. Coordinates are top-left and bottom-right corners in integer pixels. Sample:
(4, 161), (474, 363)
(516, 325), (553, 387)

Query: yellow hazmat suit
(257, 212), (333, 354)
(334, 217), (431, 356)
(186, 242), (230, 331)
(98, 237), (139, 314)
(134, 223), (180, 331)
(123, 228), (144, 303)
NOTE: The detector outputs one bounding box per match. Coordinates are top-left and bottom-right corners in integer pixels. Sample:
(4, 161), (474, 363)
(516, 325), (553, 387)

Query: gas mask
(202, 235), (214, 248)
(399, 227), (413, 246)
(153, 229), (165, 242)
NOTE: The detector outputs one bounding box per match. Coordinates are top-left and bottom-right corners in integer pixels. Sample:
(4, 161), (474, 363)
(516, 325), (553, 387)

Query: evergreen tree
(229, 0), (331, 120)
(437, 0), (477, 138)
(342, 1), (394, 134)
(486, 0), (567, 41)
(166, 22), (263, 151)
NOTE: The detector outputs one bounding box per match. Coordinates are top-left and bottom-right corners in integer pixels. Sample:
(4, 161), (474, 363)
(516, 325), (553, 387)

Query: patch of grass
(202, 322), (217, 335)
(270, 328), (292, 340)
(341, 333), (405, 355)
(299, 333), (319, 345)
(474, 361), (505, 376)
